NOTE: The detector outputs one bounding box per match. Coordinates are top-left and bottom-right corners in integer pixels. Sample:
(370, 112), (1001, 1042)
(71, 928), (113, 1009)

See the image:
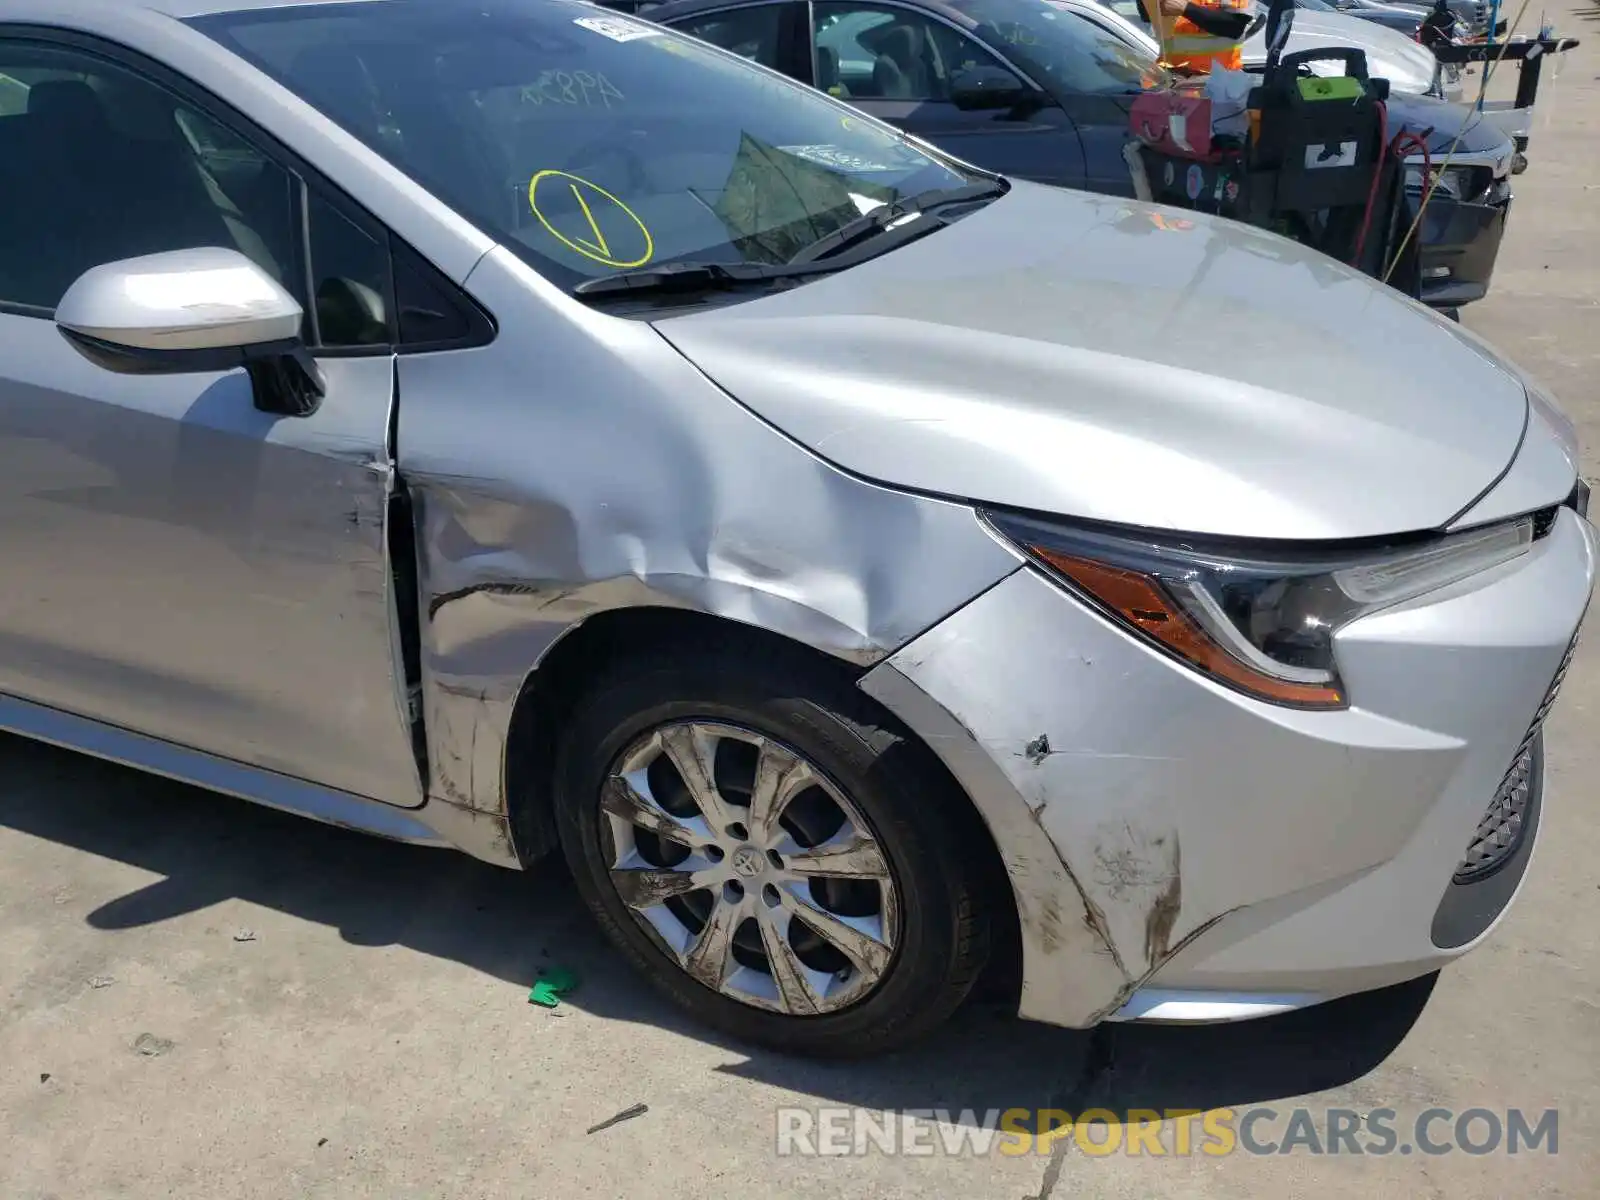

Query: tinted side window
(393, 240), (486, 350)
(674, 6), (786, 68)
(306, 189), (391, 349)
(948, 0), (1157, 94)
(813, 3), (1009, 101)
(306, 201), (490, 352)
(0, 41), (296, 314)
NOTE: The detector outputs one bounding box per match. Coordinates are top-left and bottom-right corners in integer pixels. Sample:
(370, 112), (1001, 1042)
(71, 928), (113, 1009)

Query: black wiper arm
(576, 180), (1007, 299)
(787, 179), (1008, 266)
(573, 260), (822, 298)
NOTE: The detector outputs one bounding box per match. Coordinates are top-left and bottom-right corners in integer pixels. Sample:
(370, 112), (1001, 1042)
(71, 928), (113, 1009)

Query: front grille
(1452, 635), (1577, 882)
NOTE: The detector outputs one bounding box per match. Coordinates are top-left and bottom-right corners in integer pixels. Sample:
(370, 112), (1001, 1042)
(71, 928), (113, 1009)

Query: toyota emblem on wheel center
(732, 847), (764, 878)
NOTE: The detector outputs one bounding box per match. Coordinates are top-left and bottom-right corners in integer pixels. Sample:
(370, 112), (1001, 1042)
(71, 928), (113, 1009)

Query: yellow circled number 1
(528, 169), (654, 269)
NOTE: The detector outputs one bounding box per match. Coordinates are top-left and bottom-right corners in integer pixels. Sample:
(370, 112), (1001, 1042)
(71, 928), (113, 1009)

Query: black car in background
(1301, 0), (1428, 37)
(599, 0), (1515, 310)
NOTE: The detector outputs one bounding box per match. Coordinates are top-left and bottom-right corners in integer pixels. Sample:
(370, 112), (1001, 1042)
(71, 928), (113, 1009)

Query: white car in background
(1096, 0), (1462, 99)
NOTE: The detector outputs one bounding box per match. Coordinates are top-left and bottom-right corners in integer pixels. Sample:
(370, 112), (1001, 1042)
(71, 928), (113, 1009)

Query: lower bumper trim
(1430, 734), (1544, 950)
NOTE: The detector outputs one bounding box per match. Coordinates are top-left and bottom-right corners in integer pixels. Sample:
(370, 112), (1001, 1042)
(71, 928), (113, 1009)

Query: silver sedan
(0, 0), (1591, 1057)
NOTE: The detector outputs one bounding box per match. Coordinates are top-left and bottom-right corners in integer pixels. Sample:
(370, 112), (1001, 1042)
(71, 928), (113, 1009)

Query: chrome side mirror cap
(55, 247), (325, 417)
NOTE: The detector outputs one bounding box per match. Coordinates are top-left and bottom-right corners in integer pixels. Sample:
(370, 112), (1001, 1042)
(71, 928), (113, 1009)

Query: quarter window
(306, 189), (392, 349)
(393, 241), (481, 348)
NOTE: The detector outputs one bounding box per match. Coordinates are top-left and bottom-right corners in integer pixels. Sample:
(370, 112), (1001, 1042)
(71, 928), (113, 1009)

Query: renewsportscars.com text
(775, 1106), (1559, 1158)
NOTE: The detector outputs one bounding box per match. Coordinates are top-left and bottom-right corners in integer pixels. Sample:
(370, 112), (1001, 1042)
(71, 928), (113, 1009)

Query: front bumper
(861, 506), (1595, 1029)
(1418, 186), (1511, 308)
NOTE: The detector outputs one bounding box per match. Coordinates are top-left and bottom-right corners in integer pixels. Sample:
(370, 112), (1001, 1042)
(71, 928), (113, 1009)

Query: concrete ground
(4, 9), (1599, 1197)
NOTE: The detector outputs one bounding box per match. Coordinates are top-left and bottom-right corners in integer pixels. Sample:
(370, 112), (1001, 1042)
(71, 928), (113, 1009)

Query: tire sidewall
(553, 658), (979, 1055)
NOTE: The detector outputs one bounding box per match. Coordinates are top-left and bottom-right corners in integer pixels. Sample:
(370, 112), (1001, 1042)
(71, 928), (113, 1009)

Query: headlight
(985, 513), (1535, 709)
(1404, 163), (1475, 201)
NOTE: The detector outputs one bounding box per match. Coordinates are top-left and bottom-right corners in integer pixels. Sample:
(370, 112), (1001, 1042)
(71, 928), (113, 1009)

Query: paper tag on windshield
(779, 144), (898, 172)
(573, 14), (660, 42)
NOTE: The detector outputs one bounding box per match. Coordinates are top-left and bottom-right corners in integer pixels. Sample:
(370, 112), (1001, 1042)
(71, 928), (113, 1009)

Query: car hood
(653, 182), (1530, 541)
(1244, 10), (1440, 94)
(1382, 90), (1514, 159)
(1349, 9), (1428, 33)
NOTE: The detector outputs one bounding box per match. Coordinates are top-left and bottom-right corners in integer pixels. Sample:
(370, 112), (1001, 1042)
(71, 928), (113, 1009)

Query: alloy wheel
(598, 720), (900, 1015)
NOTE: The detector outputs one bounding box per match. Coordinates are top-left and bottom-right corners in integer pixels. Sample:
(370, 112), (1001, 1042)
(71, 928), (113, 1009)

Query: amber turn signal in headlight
(1034, 550), (1346, 708)
(986, 513), (1537, 712)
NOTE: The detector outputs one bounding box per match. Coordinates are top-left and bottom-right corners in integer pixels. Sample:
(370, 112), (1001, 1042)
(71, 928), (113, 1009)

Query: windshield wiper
(574, 179), (1006, 300)
(787, 179), (1007, 266)
(573, 260), (825, 298)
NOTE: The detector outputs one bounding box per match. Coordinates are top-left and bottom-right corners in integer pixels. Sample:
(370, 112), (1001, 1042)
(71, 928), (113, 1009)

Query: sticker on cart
(1185, 163), (1204, 200)
(1162, 161), (1175, 189)
(573, 14), (660, 42)
(1306, 140), (1358, 169)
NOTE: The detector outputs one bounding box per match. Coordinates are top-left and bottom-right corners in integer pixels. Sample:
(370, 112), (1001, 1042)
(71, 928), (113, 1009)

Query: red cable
(1382, 130), (1434, 277)
(1391, 131), (1434, 207)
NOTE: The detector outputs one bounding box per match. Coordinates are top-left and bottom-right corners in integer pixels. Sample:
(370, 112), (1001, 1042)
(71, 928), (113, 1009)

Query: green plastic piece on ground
(1297, 76), (1364, 102)
(528, 967), (580, 1008)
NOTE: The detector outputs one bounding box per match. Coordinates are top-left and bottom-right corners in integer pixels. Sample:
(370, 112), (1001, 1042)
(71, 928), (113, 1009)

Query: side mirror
(949, 65), (1032, 111)
(54, 247), (325, 418)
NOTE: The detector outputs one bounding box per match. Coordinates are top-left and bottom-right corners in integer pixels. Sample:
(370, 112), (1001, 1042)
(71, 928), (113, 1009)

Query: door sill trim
(0, 690), (516, 866)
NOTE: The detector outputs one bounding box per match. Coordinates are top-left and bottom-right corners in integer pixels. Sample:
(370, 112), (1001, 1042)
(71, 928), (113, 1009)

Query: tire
(552, 642), (991, 1058)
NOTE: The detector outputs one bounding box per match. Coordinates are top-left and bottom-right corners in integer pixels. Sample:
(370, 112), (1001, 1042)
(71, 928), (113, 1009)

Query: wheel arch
(500, 606), (1023, 1000)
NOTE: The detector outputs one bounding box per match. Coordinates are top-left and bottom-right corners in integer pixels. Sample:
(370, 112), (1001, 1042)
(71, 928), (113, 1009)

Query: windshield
(948, 0), (1163, 92)
(192, 0), (976, 290)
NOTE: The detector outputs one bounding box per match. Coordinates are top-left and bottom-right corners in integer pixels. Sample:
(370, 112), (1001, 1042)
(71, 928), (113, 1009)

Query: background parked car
(636, 0), (1513, 309)
(1315, 0), (1432, 36)
(1093, 0), (1460, 98)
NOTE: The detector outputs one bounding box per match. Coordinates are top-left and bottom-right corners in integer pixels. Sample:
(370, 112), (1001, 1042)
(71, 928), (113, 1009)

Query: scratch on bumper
(860, 660), (1145, 1027)
(860, 576), (1240, 1028)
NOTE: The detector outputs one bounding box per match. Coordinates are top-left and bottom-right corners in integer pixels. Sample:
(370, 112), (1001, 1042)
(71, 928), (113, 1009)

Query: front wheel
(553, 645), (991, 1058)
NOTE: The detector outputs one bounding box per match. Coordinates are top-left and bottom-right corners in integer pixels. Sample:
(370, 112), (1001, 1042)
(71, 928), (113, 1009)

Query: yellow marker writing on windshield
(528, 169), (654, 269)
(568, 184), (611, 258)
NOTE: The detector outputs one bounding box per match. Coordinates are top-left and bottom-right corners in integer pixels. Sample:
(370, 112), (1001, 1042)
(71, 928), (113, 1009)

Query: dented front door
(0, 324), (423, 806)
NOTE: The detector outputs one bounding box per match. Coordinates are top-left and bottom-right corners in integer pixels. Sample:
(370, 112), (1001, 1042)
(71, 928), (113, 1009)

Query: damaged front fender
(393, 247), (1020, 817)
